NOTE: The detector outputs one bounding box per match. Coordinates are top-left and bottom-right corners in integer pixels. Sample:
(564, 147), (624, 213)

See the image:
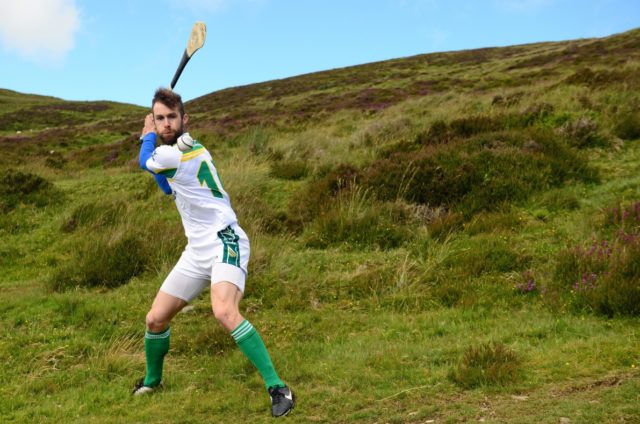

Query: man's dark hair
(152, 88), (185, 116)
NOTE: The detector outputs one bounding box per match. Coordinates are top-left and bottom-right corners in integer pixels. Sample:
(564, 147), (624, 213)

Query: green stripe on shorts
(218, 226), (240, 267)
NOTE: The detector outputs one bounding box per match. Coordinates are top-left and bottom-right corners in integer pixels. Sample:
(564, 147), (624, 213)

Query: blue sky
(0, 0), (638, 107)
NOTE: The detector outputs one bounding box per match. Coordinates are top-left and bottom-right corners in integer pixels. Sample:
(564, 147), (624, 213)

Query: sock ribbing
(145, 327), (171, 339)
(231, 319), (255, 343)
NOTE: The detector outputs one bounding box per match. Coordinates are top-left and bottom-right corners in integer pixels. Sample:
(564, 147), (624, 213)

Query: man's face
(152, 101), (189, 145)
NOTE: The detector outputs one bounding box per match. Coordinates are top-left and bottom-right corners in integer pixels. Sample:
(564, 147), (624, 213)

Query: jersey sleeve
(146, 145), (181, 178)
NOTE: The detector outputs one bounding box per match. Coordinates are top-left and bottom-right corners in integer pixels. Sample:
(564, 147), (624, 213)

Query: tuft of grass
(535, 188), (581, 212)
(427, 210), (465, 240)
(0, 169), (61, 211)
(614, 110), (640, 140)
(443, 236), (528, 276)
(286, 163), (361, 230)
(269, 159), (309, 180)
(44, 151), (67, 169)
(558, 116), (608, 148)
(449, 341), (523, 389)
(62, 199), (128, 232)
(48, 231), (147, 291)
(463, 210), (523, 235)
(302, 188), (414, 249)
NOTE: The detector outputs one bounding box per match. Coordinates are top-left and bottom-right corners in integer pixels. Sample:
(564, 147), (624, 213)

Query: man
(133, 88), (295, 418)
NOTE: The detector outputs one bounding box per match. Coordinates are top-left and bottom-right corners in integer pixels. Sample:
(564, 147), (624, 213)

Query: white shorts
(159, 224), (250, 302)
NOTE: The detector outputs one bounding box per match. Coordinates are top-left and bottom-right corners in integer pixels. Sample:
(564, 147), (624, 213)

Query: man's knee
(212, 302), (240, 328)
(146, 310), (169, 332)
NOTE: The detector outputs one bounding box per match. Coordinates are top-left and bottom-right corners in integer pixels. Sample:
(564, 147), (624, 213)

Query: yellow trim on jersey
(181, 148), (206, 162)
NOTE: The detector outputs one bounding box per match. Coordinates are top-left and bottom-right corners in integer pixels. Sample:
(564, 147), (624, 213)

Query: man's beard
(159, 125), (184, 145)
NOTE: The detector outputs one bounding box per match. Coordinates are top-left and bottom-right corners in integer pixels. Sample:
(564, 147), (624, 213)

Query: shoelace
(269, 387), (286, 404)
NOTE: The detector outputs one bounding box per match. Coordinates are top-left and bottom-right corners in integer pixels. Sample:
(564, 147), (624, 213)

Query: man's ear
(182, 113), (189, 127)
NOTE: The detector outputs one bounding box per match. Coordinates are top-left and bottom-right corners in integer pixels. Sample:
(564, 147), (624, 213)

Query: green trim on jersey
(197, 161), (224, 198)
(157, 168), (177, 178)
(186, 142), (203, 152)
(218, 226), (240, 267)
(180, 143), (204, 159)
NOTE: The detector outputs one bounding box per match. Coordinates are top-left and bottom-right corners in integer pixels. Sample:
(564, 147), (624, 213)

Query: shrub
(565, 68), (600, 86)
(0, 169), (60, 211)
(269, 159), (309, 180)
(604, 201), (640, 232)
(232, 191), (289, 235)
(48, 232), (147, 291)
(558, 117), (608, 148)
(376, 139), (421, 158)
(245, 127), (272, 155)
(448, 115), (502, 138)
(409, 106), (570, 148)
(553, 201), (640, 316)
(432, 282), (464, 307)
(491, 92), (523, 107)
(361, 117), (414, 145)
(362, 129), (598, 217)
(286, 163), (361, 230)
(565, 67), (637, 89)
(554, 236), (640, 316)
(515, 270), (538, 294)
(45, 151), (67, 169)
(302, 188), (413, 249)
(62, 199), (127, 232)
(427, 210), (465, 239)
(449, 341), (522, 389)
(517, 103), (556, 128)
(419, 119), (451, 145)
(537, 189), (580, 212)
(614, 111), (640, 140)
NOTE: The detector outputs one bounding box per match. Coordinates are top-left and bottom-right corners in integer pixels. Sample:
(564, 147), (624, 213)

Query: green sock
(144, 327), (170, 387)
(231, 320), (284, 389)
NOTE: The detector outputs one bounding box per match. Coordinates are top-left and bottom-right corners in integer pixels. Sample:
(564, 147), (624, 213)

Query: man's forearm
(139, 132), (157, 171)
(139, 132), (172, 195)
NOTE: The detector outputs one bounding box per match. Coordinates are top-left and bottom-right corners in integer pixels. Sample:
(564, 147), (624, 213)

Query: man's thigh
(149, 290), (188, 325)
(159, 266), (210, 303)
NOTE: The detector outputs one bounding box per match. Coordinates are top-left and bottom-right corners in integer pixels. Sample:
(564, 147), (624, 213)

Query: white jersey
(145, 141), (238, 240)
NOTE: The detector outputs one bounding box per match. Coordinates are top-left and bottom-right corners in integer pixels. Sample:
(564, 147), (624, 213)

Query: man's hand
(140, 113), (157, 140)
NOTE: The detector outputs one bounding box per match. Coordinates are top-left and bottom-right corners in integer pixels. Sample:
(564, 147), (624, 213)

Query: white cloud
(0, 0), (80, 64)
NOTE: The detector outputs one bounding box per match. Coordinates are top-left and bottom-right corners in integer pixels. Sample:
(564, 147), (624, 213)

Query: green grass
(1, 28), (640, 423)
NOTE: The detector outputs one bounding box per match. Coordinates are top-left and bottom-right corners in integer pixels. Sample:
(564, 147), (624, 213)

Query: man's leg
(211, 281), (294, 416)
(211, 282), (283, 388)
(136, 291), (186, 392)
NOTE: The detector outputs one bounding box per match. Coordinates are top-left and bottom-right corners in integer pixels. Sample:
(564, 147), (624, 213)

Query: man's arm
(139, 114), (173, 195)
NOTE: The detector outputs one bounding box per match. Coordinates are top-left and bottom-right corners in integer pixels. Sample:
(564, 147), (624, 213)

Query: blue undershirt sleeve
(139, 133), (173, 195)
(153, 172), (173, 195)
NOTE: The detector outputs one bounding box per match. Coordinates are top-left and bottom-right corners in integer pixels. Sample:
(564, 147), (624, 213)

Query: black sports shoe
(131, 378), (162, 396)
(268, 385), (295, 417)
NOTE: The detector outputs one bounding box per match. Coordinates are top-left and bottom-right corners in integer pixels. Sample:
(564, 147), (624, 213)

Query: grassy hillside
(1, 29), (640, 423)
